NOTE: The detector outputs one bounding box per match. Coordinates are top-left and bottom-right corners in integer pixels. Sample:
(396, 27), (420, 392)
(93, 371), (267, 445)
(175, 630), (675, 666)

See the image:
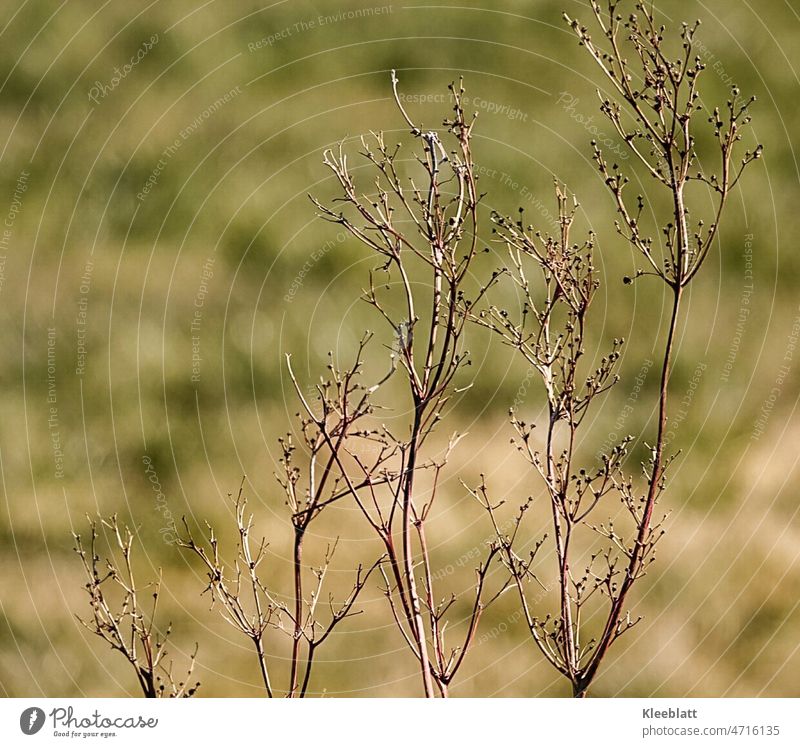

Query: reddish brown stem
(288, 528), (304, 697)
(579, 284), (682, 693)
(402, 406), (435, 698)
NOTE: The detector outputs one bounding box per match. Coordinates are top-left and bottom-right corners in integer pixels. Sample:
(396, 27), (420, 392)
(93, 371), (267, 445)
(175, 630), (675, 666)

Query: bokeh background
(1, 0), (798, 698)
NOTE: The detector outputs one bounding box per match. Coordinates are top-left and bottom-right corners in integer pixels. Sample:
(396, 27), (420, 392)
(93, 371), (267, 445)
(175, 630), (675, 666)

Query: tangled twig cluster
(76, 1), (759, 698)
(74, 516), (199, 698)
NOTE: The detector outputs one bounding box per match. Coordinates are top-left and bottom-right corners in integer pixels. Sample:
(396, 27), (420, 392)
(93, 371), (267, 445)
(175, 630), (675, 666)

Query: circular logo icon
(20, 707), (45, 735)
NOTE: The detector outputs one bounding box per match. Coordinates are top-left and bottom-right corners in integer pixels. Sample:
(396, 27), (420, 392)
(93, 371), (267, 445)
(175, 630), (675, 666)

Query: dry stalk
(309, 73), (509, 697)
(74, 516), (200, 698)
(178, 343), (383, 697)
(77, 5), (760, 699)
(472, 0), (760, 697)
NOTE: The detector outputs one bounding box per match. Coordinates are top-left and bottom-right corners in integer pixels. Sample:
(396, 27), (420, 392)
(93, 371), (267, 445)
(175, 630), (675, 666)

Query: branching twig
(472, 1), (759, 699)
(310, 73), (503, 697)
(74, 516), (200, 698)
(179, 344), (386, 697)
(561, 1), (759, 696)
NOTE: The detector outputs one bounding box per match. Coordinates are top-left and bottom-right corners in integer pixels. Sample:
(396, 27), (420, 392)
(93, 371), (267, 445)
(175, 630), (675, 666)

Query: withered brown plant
(472, 1), (760, 697)
(473, 186), (642, 698)
(308, 73), (508, 697)
(75, 4), (760, 699)
(178, 341), (383, 697)
(74, 515), (199, 697)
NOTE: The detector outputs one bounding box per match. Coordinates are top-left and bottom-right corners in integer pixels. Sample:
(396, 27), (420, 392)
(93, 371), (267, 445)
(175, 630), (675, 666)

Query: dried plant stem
(476, 186), (636, 696)
(74, 516), (199, 698)
(561, 0), (758, 696)
(404, 408), (435, 696)
(577, 283), (680, 694)
(181, 342), (383, 697)
(79, 5), (760, 699)
(473, 0), (760, 699)
(289, 530), (304, 696)
(310, 72), (506, 696)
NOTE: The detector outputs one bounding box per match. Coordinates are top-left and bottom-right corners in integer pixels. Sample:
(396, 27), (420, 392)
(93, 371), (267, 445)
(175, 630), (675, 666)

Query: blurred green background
(0, 0), (798, 697)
